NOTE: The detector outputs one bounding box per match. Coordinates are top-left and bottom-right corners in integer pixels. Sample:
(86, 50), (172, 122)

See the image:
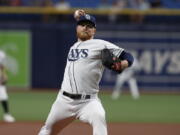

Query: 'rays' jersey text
(68, 49), (89, 61)
(60, 39), (124, 95)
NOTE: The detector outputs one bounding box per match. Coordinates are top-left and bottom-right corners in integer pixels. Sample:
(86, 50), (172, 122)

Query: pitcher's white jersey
(60, 39), (124, 95)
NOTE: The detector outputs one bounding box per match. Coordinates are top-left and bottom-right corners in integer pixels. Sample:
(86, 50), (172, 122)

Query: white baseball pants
(38, 91), (107, 135)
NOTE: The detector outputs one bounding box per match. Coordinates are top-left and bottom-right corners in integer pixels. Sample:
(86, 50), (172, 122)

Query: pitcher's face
(76, 21), (96, 41)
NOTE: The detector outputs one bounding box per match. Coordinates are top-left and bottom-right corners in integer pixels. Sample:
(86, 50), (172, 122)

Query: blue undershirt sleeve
(119, 51), (134, 67)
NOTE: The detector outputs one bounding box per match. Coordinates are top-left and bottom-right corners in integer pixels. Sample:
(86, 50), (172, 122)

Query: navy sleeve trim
(119, 51), (134, 67)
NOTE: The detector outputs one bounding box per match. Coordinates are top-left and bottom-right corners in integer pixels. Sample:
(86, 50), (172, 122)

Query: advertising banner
(96, 29), (180, 90)
(0, 31), (31, 87)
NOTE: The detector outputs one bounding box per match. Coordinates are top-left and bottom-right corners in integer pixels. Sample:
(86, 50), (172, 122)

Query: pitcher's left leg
(78, 99), (108, 135)
(91, 111), (107, 135)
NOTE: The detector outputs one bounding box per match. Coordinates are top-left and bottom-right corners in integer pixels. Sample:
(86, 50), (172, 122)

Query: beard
(77, 31), (92, 41)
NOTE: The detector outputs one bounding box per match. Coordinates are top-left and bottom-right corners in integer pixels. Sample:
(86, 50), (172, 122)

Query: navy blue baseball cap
(77, 14), (96, 28)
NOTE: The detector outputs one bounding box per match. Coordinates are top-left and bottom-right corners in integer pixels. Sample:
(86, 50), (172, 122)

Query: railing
(0, 7), (180, 15)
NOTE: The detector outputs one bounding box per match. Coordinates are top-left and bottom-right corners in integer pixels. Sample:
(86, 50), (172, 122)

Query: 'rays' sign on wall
(96, 29), (180, 90)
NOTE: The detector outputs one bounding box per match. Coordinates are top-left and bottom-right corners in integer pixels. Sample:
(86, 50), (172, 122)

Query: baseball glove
(101, 49), (122, 73)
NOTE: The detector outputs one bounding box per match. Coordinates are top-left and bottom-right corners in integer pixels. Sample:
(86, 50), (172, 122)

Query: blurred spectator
(1, 0), (180, 8)
(99, 0), (127, 10)
(112, 0), (127, 10)
(54, 0), (70, 10)
(98, 0), (111, 9)
(128, 0), (150, 10)
(161, 0), (180, 9)
(108, 0), (127, 23)
(128, 0), (150, 23)
(29, 0), (53, 7)
(42, 0), (53, 7)
(149, 0), (162, 8)
(9, 0), (22, 6)
(0, 0), (10, 6)
(28, 0), (44, 7)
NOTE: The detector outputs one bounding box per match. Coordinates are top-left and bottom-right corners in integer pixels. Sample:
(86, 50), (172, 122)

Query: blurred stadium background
(0, 0), (180, 135)
(0, 0), (180, 90)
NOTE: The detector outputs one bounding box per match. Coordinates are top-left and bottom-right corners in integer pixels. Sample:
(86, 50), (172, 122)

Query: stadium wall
(0, 17), (180, 90)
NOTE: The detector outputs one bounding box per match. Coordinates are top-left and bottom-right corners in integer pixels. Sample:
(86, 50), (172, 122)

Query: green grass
(0, 90), (180, 123)
(0, 91), (57, 121)
(100, 93), (180, 123)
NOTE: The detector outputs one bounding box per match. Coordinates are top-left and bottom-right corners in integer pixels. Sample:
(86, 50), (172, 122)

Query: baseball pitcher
(38, 9), (134, 135)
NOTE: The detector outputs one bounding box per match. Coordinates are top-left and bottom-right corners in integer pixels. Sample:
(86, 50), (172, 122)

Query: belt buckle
(81, 94), (86, 100)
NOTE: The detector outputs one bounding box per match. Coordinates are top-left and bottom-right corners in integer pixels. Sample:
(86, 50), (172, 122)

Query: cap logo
(85, 14), (91, 20)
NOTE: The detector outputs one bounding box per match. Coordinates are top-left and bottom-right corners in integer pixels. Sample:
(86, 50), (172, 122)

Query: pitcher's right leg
(38, 126), (51, 135)
(38, 117), (75, 135)
(38, 94), (75, 135)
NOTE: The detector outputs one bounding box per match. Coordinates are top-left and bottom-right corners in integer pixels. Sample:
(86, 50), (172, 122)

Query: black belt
(63, 91), (91, 100)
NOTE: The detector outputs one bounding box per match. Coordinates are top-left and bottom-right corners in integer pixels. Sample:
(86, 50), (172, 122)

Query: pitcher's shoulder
(90, 39), (110, 45)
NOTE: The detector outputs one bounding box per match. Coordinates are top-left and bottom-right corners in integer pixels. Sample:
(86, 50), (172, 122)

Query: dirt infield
(0, 121), (180, 135)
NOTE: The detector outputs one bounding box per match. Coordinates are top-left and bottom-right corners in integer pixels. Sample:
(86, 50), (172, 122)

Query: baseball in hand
(74, 9), (86, 20)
